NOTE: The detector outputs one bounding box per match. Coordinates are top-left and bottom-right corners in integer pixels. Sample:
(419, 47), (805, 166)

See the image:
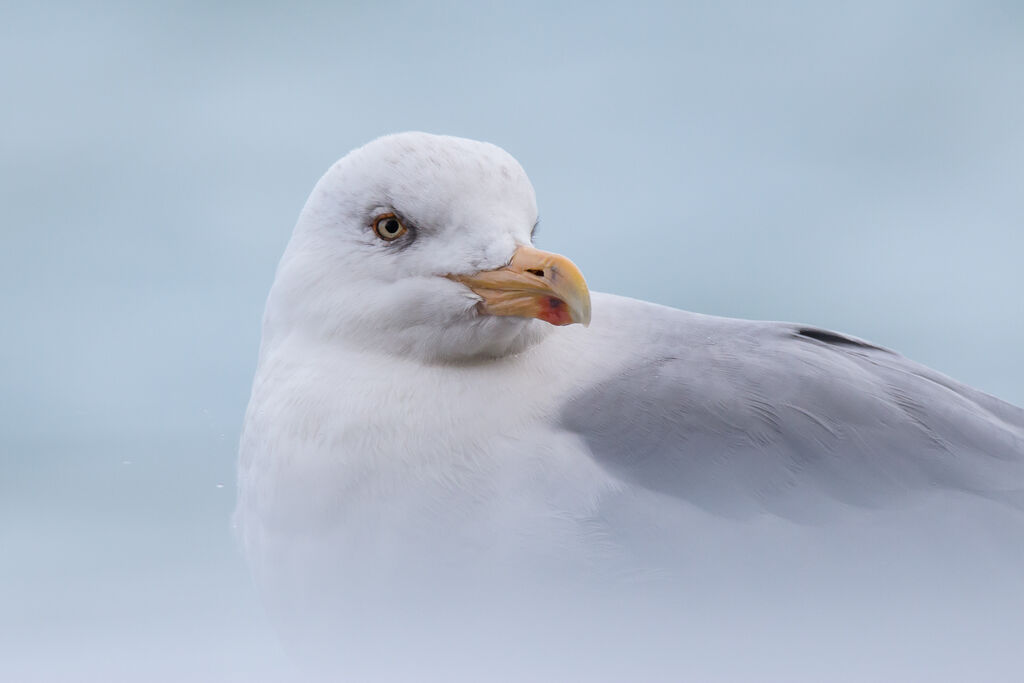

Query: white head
(262, 132), (590, 362)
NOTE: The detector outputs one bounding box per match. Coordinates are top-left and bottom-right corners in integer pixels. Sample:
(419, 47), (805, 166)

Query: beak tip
(573, 293), (592, 328)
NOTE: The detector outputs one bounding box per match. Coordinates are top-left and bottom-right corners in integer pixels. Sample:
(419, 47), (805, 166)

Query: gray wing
(561, 299), (1024, 519)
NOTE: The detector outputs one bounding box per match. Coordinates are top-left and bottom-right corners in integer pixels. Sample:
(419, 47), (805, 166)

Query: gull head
(263, 132), (590, 362)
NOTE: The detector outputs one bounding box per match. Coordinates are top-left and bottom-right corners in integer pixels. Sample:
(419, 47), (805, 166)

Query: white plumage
(237, 132), (1024, 681)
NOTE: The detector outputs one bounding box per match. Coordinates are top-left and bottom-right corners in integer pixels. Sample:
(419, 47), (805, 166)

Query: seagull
(236, 132), (1024, 681)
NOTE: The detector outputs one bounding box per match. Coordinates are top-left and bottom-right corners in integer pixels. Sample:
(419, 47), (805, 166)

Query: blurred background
(2, 1), (1022, 680)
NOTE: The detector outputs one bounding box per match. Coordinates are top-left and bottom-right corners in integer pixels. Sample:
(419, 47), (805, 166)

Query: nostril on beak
(525, 268), (545, 278)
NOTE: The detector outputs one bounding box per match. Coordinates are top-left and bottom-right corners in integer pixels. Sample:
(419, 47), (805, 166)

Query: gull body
(237, 133), (1024, 681)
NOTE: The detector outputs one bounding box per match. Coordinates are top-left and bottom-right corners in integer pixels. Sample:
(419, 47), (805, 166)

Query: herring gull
(236, 132), (1024, 681)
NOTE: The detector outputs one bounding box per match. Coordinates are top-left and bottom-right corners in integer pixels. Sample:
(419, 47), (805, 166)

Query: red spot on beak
(537, 297), (573, 326)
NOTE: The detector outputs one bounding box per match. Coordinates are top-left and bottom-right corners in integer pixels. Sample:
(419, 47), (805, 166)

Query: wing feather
(561, 299), (1024, 518)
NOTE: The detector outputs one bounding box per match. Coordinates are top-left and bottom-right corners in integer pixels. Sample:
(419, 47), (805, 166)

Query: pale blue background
(2, 1), (1022, 679)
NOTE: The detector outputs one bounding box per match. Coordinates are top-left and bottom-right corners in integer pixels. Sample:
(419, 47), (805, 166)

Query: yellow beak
(448, 245), (591, 327)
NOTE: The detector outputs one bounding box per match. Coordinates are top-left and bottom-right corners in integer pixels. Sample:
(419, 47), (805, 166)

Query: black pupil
(383, 219), (399, 235)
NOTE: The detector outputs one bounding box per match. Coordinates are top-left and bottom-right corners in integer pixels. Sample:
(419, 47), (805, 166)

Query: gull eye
(372, 214), (408, 241)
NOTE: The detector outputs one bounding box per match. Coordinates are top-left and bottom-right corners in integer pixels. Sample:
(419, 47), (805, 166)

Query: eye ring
(372, 213), (408, 241)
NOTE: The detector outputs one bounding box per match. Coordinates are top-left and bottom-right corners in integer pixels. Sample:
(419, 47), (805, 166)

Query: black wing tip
(794, 327), (894, 354)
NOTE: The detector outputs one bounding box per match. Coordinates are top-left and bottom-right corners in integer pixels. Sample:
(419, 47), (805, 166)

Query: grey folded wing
(560, 315), (1024, 518)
